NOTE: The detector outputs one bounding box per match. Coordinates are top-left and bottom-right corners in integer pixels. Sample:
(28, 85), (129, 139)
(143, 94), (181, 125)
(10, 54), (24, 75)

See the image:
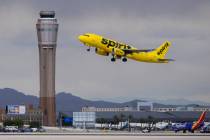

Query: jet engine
(95, 48), (109, 56)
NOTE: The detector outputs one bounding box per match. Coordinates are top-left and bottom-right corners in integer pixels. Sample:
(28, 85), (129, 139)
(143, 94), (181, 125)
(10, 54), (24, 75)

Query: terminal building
(81, 102), (210, 113)
(72, 110), (210, 128)
(137, 101), (210, 112)
(82, 106), (133, 112)
(76, 102), (210, 126)
(152, 105), (210, 112)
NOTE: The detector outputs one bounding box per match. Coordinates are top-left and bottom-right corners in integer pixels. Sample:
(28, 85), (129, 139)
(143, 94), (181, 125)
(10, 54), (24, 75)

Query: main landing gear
(111, 48), (116, 62)
(87, 47), (91, 51)
(111, 57), (127, 62)
(111, 57), (116, 62)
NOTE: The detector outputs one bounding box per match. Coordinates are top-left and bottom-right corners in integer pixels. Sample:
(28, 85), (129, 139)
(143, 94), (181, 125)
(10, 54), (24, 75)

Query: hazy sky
(0, 0), (210, 102)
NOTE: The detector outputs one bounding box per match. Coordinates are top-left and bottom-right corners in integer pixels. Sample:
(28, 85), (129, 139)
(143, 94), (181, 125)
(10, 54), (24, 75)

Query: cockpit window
(83, 34), (90, 37)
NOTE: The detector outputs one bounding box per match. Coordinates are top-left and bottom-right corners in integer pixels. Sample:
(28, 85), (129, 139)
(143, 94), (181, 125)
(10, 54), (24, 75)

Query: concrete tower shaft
(36, 11), (58, 126)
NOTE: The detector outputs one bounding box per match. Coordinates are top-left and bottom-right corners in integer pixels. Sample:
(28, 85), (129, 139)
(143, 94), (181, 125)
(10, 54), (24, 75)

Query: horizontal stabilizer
(158, 58), (175, 62)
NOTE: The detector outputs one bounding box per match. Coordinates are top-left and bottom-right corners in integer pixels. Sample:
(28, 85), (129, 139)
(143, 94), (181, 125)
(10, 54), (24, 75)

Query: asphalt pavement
(0, 135), (210, 140)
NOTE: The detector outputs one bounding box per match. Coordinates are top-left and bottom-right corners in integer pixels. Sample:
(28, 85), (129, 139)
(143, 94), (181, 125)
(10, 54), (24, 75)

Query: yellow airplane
(78, 33), (174, 63)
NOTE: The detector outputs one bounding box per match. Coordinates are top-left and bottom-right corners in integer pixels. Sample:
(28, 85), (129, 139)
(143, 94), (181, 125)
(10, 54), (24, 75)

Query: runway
(0, 135), (209, 140)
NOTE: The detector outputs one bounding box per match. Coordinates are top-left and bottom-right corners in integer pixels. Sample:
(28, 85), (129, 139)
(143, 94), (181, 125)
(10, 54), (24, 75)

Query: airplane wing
(123, 49), (155, 54)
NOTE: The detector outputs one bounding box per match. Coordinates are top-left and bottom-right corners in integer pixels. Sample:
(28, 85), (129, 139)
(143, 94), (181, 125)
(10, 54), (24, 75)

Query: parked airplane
(78, 33), (174, 63)
(200, 123), (210, 133)
(172, 111), (207, 133)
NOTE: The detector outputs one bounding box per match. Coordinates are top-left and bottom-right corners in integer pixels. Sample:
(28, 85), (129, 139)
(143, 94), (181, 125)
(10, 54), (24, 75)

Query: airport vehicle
(18, 127), (33, 133)
(37, 127), (46, 132)
(0, 126), (3, 132)
(31, 127), (38, 132)
(95, 122), (128, 130)
(78, 33), (174, 63)
(172, 111), (207, 133)
(95, 123), (110, 129)
(142, 128), (151, 133)
(155, 122), (170, 130)
(110, 121), (128, 130)
(3, 126), (18, 132)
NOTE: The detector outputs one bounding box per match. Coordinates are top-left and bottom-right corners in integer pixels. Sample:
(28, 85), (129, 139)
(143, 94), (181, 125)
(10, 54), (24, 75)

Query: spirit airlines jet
(78, 33), (174, 63)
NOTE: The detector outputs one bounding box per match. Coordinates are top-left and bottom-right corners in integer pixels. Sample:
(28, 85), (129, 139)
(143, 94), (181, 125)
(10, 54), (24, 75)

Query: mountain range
(0, 88), (209, 114)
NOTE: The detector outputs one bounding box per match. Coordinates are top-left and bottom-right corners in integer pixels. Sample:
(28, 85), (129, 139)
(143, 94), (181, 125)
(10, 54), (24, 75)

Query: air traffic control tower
(36, 11), (58, 126)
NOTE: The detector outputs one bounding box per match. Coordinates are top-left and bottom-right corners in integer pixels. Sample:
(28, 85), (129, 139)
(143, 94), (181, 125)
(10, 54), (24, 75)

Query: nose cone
(78, 35), (84, 42)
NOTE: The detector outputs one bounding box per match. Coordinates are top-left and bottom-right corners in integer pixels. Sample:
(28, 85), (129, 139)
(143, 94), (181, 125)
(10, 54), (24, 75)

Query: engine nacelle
(95, 48), (109, 56)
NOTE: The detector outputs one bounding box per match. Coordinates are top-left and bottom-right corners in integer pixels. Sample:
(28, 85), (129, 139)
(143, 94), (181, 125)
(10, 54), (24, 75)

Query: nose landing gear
(122, 57), (127, 62)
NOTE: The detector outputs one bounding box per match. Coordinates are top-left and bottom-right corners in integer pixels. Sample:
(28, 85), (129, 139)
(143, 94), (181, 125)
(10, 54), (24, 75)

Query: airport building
(152, 107), (177, 112)
(152, 105), (210, 112)
(74, 110), (210, 124)
(190, 106), (210, 112)
(73, 112), (95, 128)
(80, 102), (210, 122)
(137, 101), (153, 111)
(82, 103), (210, 113)
(0, 105), (43, 125)
(136, 102), (210, 112)
(82, 106), (134, 112)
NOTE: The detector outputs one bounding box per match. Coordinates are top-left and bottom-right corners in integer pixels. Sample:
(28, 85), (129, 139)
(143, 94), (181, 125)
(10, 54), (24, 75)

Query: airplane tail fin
(155, 41), (171, 58)
(192, 111), (207, 131)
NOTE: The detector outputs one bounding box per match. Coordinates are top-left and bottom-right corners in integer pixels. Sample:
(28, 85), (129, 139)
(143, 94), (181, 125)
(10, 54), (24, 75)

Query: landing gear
(87, 47), (90, 51)
(111, 57), (116, 62)
(122, 57), (127, 62)
(111, 48), (116, 62)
